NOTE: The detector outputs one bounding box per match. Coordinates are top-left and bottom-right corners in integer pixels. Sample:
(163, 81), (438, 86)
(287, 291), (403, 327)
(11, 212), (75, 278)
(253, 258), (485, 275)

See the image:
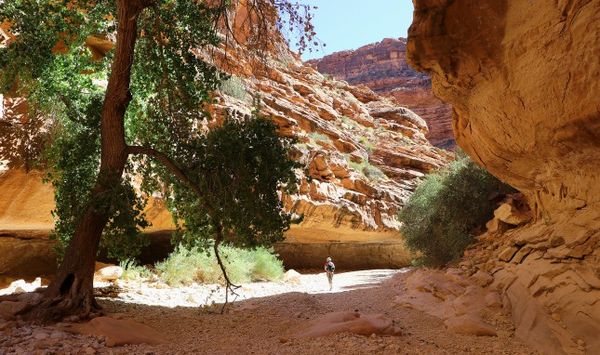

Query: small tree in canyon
(0, 0), (313, 322)
(399, 152), (516, 267)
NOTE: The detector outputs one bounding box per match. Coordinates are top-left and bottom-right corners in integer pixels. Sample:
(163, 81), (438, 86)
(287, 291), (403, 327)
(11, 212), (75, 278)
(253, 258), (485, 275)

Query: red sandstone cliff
(408, 0), (600, 353)
(307, 38), (454, 149)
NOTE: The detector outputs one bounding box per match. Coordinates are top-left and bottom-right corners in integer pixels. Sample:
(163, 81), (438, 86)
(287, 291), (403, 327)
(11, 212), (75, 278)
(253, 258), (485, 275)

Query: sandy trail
(111, 269), (405, 308)
(101, 269), (536, 354)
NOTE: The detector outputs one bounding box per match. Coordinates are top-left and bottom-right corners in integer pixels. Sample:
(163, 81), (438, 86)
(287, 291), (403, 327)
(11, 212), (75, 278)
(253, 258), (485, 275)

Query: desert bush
(155, 245), (284, 286)
(308, 132), (330, 142)
(399, 155), (515, 267)
(120, 259), (152, 281)
(363, 164), (386, 180)
(251, 247), (285, 281)
(349, 159), (387, 181)
(219, 75), (249, 101)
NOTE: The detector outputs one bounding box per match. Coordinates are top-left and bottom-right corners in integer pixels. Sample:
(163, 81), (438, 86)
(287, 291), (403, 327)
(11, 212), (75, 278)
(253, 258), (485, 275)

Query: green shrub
(349, 160), (365, 173)
(155, 245), (284, 286)
(399, 156), (515, 267)
(308, 132), (330, 142)
(219, 75), (249, 101)
(219, 246), (254, 284)
(363, 164), (386, 180)
(155, 245), (208, 285)
(349, 159), (387, 181)
(251, 247), (285, 281)
(120, 259), (152, 281)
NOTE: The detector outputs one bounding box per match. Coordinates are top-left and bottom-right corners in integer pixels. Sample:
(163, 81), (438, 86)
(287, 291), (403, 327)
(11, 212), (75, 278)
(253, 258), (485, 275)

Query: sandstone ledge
(274, 241), (411, 270)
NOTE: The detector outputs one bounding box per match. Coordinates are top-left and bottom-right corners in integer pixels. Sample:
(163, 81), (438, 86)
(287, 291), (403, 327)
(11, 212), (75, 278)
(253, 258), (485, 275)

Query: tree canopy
(0, 0), (311, 321)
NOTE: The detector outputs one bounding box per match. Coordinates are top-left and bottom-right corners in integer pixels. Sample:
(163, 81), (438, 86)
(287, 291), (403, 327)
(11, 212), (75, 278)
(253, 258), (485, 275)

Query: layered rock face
(0, 1), (450, 273)
(408, 0), (600, 353)
(307, 38), (453, 148)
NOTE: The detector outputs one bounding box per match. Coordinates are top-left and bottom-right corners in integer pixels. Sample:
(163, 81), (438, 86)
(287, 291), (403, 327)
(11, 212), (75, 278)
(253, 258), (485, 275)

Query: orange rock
(498, 246), (519, 262)
(296, 311), (401, 338)
(407, 2), (600, 350)
(493, 203), (532, 226)
(444, 314), (497, 337)
(0, 301), (27, 320)
(485, 218), (509, 234)
(94, 265), (123, 282)
(408, 0), (600, 221)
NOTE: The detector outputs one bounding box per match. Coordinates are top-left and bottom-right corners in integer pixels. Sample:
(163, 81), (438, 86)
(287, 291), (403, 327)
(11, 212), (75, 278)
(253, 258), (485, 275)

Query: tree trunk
(28, 0), (149, 323)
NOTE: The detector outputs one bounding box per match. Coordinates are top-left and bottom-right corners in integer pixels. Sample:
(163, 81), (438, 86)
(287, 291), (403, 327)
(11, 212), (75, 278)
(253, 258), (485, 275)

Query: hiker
(324, 256), (335, 291)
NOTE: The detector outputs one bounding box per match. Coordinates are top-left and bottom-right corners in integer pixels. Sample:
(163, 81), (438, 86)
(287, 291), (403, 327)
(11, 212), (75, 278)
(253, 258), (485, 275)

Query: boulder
(470, 270), (493, 287)
(296, 311), (401, 338)
(444, 314), (497, 336)
(283, 269), (302, 285)
(0, 301), (27, 320)
(498, 246), (519, 262)
(0, 278), (42, 296)
(485, 218), (510, 235)
(494, 203), (532, 226)
(94, 266), (123, 282)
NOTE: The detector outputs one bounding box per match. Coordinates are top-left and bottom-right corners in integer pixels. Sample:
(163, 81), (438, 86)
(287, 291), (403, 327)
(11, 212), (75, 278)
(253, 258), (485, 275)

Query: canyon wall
(0, 1), (450, 274)
(307, 38), (454, 148)
(408, 0), (600, 353)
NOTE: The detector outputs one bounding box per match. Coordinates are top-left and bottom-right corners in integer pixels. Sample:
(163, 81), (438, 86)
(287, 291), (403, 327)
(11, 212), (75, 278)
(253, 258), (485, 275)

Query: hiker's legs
(327, 272), (333, 290)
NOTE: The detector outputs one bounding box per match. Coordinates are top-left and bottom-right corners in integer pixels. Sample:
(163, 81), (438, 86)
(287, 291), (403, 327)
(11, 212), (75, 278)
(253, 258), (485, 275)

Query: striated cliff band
(0, 3), (450, 274)
(307, 38), (454, 149)
(408, 0), (600, 354)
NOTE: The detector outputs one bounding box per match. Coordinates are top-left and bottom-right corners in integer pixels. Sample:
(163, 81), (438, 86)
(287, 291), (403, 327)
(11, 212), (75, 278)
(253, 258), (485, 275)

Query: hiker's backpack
(325, 261), (335, 272)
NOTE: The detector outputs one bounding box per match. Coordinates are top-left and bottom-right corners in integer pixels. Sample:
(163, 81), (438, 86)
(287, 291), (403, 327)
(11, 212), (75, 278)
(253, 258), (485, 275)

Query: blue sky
(292, 1), (414, 60)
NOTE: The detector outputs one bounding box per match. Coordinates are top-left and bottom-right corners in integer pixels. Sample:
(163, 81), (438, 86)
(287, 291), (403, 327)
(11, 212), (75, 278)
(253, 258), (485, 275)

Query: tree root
(0, 274), (102, 324)
(23, 292), (102, 324)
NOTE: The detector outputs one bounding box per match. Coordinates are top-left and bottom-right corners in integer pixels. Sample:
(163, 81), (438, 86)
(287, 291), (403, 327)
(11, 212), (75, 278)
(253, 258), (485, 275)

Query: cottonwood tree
(0, 0), (313, 322)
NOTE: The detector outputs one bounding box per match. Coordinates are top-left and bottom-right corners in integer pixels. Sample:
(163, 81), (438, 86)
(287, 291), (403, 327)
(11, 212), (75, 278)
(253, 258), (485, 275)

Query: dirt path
(106, 269), (535, 354)
(1, 270), (537, 354)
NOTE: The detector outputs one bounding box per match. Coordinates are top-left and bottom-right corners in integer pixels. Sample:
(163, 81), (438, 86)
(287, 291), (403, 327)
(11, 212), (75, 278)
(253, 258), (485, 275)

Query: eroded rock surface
(408, 1), (600, 353)
(462, 211), (600, 355)
(393, 268), (501, 337)
(308, 38), (453, 148)
(408, 0), (600, 220)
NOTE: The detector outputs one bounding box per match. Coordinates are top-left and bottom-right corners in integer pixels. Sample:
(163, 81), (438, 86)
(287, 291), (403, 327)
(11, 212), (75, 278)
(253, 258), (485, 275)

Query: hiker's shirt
(325, 261), (335, 273)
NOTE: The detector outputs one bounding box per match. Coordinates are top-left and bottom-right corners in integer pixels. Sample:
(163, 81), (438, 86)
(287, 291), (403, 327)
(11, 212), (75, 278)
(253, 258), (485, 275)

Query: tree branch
(212, 222), (241, 314)
(127, 144), (240, 313)
(126, 145), (204, 199)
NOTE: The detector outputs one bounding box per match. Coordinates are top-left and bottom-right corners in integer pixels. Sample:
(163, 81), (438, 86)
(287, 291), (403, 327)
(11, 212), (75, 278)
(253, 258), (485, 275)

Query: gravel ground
(1, 269), (537, 355)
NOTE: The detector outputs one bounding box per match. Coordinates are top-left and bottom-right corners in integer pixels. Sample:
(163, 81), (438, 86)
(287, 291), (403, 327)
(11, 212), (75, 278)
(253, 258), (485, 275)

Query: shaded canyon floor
(1, 269), (537, 354)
